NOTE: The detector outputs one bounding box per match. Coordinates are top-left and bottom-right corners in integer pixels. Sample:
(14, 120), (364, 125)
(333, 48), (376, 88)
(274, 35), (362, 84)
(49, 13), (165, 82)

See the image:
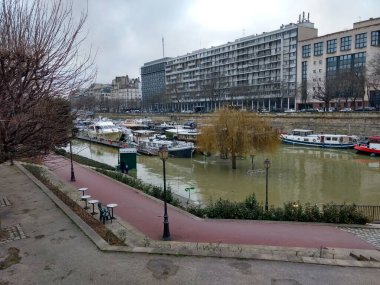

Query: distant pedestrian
(125, 164), (129, 175)
(120, 161), (126, 173)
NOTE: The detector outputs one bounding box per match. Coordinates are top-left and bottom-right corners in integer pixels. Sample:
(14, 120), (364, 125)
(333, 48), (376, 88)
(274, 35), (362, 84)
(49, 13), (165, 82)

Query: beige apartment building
(297, 17), (380, 110)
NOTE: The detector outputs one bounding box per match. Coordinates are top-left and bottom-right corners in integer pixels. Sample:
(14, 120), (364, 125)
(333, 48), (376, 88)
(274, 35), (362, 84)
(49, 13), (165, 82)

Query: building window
(339, 54), (352, 70)
(340, 36), (351, 51)
(302, 44), (311, 58)
(314, 42), (323, 56)
(326, 57), (338, 78)
(371, 30), (380, 46)
(355, 33), (367, 48)
(301, 61), (307, 80)
(353, 52), (366, 68)
(327, 39), (337, 53)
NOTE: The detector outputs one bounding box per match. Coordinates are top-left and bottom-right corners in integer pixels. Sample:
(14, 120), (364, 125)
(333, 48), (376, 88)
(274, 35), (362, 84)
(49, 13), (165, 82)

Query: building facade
(297, 17), (380, 110)
(141, 57), (171, 111)
(111, 75), (141, 109)
(141, 14), (318, 112)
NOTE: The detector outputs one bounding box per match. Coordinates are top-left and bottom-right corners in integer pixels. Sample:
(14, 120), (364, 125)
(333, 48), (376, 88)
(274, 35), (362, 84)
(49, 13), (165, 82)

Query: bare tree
(368, 51), (380, 91)
(0, 0), (95, 163)
(199, 72), (228, 111)
(313, 77), (339, 110)
(335, 68), (366, 108)
(166, 76), (184, 111)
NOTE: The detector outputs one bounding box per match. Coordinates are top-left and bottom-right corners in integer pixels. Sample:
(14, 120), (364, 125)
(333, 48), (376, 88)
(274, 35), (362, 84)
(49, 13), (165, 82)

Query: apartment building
(111, 75), (142, 108)
(297, 17), (380, 110)
(141, 14), (318, 112)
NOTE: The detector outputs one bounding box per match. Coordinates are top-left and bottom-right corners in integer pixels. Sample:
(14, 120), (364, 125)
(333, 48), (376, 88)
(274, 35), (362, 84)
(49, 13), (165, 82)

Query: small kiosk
(119, 148), (137, 173)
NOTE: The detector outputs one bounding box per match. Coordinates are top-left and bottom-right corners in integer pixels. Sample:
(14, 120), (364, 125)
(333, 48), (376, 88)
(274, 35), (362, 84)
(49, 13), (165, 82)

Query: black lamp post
(158, 145), (171, 241)
(70, 128), (78, 182)
(264, 158), (271, 211)
(69, 139), (76, 182)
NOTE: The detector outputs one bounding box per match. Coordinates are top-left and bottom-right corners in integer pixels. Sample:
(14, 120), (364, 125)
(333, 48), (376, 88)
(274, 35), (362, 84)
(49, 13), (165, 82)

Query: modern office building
(141, 14), (318, 112)
(141, 57), (171, 110)
(297, 17), (380, 110)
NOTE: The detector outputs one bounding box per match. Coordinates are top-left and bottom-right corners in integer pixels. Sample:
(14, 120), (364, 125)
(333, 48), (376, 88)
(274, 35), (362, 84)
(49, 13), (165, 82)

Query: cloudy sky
(71, 0), (379, 83)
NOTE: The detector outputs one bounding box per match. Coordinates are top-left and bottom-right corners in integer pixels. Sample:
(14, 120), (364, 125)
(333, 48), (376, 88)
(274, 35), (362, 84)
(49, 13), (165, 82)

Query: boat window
(332, 137), (338, 141)
(326, 137), (331, 141)
(304, 138), (309, 142)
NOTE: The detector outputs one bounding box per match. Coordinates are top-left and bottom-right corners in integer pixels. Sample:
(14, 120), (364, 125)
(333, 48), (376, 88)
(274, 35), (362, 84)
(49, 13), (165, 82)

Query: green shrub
(303, 203), (321, 222)
(322, 203), (340, 223)
(95, 168), (181, 208)
(93, 168), (368, 225)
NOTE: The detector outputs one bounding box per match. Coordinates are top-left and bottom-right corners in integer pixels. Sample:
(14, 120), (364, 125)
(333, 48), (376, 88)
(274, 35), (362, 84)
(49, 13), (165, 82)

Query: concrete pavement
(2, 158), (380, 270)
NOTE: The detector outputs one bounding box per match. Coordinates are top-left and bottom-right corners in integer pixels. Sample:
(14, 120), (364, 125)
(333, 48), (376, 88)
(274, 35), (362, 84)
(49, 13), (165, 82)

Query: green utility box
(119, 148), (137, 172)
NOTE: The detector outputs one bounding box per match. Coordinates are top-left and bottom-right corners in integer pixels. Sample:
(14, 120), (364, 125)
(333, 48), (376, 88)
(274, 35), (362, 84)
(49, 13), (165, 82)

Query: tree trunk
(232, 155), (237, 170)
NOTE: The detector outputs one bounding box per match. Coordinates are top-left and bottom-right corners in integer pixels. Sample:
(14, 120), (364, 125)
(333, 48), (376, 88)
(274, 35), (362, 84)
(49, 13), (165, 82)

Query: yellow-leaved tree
(197, 108), (279, 169)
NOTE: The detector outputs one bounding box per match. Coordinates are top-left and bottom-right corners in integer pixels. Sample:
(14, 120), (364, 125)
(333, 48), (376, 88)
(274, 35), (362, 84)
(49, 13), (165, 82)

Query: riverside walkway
(44, 156), (375, 250)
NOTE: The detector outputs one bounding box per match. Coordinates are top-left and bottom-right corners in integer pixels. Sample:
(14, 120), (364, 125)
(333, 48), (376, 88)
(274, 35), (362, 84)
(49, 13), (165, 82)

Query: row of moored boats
(75, 118), (380, 158)
(75, 117), (198, 158)
(280, 129), (380, 156)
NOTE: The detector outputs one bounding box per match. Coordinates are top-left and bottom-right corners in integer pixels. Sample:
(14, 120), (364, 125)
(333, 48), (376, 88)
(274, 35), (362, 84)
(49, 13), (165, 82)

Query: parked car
(299, 108), (318, 112)
(355, 107), (377, 112)
(317, 107), (336, 112)
(284, 108), (296, 113)
(339, 108), (353, 112)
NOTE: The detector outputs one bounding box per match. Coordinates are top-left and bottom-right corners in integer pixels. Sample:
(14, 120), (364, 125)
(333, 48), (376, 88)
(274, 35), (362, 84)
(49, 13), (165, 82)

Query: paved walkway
(45, 156), (376, 250)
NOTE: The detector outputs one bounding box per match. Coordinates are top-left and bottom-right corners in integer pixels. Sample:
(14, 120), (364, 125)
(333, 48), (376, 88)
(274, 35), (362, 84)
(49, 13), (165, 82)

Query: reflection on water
(71, 140), (380, 206)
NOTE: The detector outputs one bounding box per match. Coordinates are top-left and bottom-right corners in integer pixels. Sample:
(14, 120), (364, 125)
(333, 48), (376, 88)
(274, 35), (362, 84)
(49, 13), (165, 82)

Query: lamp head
(264, 158), (271, 169)
(159, 145), (169, 160)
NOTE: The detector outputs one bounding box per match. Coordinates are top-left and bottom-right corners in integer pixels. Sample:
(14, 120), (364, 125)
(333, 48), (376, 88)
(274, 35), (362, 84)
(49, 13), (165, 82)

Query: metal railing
(355, 205), (380, 222)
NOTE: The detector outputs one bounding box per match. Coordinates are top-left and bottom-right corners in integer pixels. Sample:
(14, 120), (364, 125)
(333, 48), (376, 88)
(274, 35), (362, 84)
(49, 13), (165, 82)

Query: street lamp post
(158, 146), (171, 241)
(69, 128), (78, 182)
(69, 139), (76, 182)
(264, 158), (271, 211)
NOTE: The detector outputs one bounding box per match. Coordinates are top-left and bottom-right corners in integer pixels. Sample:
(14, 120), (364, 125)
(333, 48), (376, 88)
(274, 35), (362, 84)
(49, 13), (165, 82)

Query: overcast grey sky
(72, 0), (379, 83)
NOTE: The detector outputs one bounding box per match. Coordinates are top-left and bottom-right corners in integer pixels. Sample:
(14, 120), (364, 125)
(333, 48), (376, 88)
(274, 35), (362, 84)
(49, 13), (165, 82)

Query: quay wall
(102, 112), (380, 137)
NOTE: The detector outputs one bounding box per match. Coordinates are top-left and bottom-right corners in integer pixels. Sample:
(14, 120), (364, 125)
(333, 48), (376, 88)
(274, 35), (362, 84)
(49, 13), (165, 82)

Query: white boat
(122, 118), (153, 130)
(86, 118), (122, 141)
(165, 127), (199, 142)
(280, 129), (358, 148)
(136, 134), (195, 158)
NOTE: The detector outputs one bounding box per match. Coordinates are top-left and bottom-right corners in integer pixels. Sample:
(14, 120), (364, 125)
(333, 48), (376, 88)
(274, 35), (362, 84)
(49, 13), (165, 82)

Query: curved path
(45, 157), (374, 250)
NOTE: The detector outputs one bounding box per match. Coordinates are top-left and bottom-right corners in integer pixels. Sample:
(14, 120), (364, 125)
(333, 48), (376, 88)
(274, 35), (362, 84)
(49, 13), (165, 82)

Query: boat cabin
(289, 129), (314, 136)
(369, 136), (380, 150)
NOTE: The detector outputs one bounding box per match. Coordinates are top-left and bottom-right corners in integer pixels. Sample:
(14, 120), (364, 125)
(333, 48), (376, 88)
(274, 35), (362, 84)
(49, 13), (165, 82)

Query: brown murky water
(71, 140), (380, 206)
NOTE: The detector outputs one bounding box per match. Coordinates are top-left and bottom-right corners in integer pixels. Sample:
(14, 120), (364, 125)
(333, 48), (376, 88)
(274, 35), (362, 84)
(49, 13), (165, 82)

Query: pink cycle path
(45, 157), (375, 250)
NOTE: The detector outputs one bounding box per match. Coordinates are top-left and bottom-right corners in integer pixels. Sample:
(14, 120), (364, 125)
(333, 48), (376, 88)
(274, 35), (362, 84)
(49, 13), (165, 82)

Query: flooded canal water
(71, 139), (380, 207)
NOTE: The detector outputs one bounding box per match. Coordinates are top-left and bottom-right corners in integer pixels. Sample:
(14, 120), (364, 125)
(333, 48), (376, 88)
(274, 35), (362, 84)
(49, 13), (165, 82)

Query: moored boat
(165, 127), (199, 142)
(86, 118), (122, 141)
(354, 136), (380, 156)
(280, 129), (358, 148)
(136, 134), (195, 158)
